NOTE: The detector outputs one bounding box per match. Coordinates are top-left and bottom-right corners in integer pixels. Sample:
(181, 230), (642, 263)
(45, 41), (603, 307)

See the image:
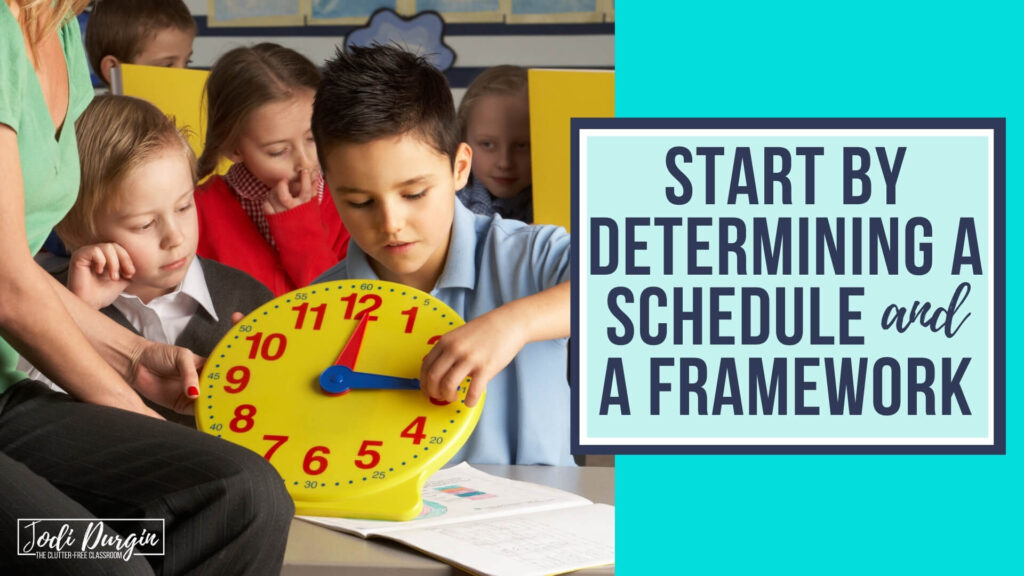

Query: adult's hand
(128, 340), (203, 414)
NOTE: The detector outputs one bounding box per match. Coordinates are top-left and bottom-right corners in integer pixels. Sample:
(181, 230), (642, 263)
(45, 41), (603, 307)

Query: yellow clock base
(295, 473), (425, 521)
(195, 280), (484, 521)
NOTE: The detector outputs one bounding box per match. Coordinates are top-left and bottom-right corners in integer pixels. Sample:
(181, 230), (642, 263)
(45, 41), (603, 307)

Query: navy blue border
(570, 117), (1007, 455)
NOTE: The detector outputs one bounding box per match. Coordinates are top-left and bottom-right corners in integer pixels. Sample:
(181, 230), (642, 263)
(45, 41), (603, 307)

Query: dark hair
(313, 44), (460, 168)
(197, 43), (321, 178)
(84, 0), (196, 85)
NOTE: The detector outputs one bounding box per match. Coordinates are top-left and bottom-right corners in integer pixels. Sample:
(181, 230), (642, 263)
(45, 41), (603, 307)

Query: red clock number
(292, 302), (327, 330)
(400, 306), (418, 333)
(427, 335), (441, 345)
(245, 332), (287, 360)
(224, 366), (249, 393)
(400, 416), (427, 445)
(355, 440), (383, 469)
(303, 446), (330, 475)
(230, 404), (256, 433)
(339, 293), (382, 321)
(262, 434), (289, 460)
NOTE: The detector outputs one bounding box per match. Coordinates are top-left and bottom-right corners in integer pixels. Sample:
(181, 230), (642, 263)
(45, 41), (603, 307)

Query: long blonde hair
(13, 0), (90, 54)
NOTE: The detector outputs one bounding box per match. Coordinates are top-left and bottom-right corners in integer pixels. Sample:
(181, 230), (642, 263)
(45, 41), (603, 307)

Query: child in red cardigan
(195, 43), (348, 295)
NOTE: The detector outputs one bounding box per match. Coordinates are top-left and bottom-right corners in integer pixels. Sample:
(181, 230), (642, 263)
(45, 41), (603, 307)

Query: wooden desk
(281, 465), (615, 575)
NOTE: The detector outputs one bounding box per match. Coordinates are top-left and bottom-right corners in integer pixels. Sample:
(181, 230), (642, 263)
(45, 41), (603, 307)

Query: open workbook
(299, 463), (615, 576)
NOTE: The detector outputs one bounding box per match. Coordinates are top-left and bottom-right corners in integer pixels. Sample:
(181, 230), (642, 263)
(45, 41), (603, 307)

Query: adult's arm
(0, 125), (194, 416)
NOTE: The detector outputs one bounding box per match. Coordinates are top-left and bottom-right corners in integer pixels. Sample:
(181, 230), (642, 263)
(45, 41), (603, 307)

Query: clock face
(194, 279), (483, 521)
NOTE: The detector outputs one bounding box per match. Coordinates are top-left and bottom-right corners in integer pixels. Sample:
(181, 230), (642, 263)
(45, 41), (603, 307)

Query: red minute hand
(334, 313), (369, 369)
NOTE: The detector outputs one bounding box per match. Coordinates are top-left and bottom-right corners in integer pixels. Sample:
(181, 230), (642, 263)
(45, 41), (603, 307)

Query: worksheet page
(301, 463), (594, 536)
(389, 503), (615, 576)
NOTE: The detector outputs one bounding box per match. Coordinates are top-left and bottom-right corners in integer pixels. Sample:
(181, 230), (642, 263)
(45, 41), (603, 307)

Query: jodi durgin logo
(17, 518), (164, 562)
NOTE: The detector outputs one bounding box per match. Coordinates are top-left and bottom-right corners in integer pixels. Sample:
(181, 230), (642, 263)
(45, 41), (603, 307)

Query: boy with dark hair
(312, 44), (573, 466)
(85, 0), (196, 86)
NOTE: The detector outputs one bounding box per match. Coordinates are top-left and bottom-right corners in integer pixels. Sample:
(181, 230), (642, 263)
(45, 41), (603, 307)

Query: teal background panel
(614, 1), (1019, 574)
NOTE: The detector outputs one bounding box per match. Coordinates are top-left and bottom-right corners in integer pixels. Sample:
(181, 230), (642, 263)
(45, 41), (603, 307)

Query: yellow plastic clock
(194, 279), (483, 521)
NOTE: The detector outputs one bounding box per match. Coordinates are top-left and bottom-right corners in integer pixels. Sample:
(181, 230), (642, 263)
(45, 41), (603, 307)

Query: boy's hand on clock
(419, 309), (525, 407)
(421, 281), (570, 407)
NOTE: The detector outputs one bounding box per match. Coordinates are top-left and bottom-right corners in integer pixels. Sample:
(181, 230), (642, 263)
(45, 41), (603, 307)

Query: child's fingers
(420, 345), (457, 401)
(96, 243), (129, 280)
(296, 168), (315, 202)
(273, 178), (292, 202)
(69, 244), (101, 271)
(436, 358), (472, 403)
(67, 244), (134, 309)
(112, 243), (135, 278)
(83, 246), (109, 276)
(264, 179), (293, 214)
(81, 243), (131, 280)
(463, 373), (488, 408)
(265, 171), (315, 214)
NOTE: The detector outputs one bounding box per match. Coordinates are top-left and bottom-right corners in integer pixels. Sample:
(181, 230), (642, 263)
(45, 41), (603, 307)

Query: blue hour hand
(319, 365), (421, 396)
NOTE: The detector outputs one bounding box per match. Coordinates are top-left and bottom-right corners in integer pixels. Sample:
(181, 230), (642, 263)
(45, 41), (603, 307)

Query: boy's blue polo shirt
(316, 201), (573, 465)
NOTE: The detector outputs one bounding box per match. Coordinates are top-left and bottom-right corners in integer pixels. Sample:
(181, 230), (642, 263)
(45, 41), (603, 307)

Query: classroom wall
(181, 0), (614, 105)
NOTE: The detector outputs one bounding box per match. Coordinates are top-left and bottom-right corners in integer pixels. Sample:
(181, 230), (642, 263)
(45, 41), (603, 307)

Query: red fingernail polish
(187, 386), (199, 397)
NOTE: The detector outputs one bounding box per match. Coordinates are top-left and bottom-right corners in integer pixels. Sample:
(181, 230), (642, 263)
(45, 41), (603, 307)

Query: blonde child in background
(456, 65), (534, 223)
(21, 95), (273, 425)
(195, 43), (349, 296)
(85, 0), (196, 86)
